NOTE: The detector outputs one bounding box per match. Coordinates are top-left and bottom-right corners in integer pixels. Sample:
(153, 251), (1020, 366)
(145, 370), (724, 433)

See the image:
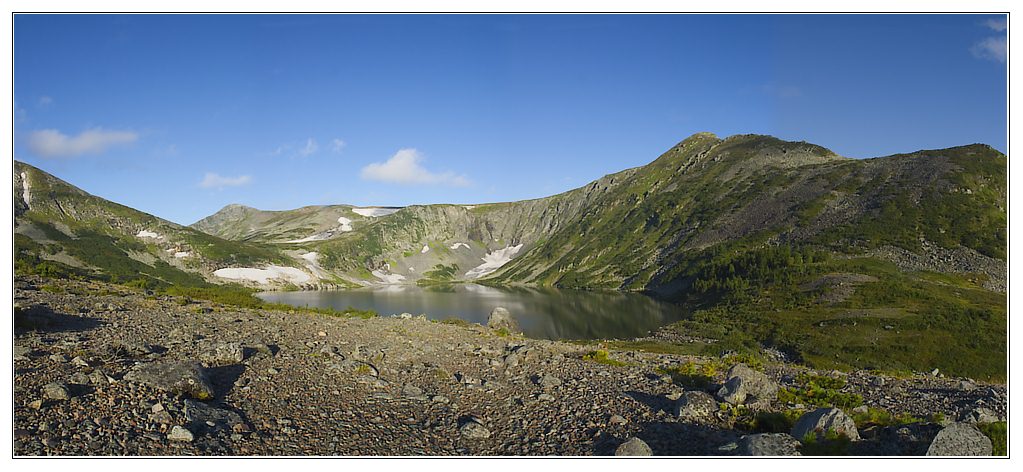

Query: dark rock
(183, 399), (245, 433)
(123, 361), (215, 400)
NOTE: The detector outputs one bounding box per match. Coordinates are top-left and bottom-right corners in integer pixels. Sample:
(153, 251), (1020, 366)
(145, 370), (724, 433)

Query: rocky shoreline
(13, 276), (1006, 456)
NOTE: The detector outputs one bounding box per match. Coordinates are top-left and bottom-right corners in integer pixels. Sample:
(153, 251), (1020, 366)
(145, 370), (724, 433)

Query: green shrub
(582, 349), (628, 366)
(977, 421), (1007, 456)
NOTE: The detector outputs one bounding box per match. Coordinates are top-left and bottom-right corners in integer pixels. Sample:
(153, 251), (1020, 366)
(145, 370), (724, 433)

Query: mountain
(13, 161), (298, 289)
(15, 133), (1006, 378)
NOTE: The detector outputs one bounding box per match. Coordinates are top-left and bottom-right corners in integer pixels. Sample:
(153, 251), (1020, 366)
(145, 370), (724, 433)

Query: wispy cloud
(298, 138), (318, 157)
(331, 138), (347, 154)
(26, 128), (138, 158)
(985, 18), (1007, 32)
(360, 148), (470, 187)
(199, 172), (252, 189)
(972, 17), (1007, 63)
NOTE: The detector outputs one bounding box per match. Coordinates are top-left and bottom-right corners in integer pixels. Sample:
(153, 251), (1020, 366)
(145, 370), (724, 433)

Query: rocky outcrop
(486, 307), (518, 332)
(615, 437), (653, 456)
(123, 361), (215, 400)
(717, 364), (778, 408)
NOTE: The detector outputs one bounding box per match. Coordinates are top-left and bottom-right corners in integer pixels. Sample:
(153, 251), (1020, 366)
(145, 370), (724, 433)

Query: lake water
(257, 284), (685, 340)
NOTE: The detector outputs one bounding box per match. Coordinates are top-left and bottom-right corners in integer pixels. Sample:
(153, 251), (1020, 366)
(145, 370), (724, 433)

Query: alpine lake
(257, 284), (685, 340)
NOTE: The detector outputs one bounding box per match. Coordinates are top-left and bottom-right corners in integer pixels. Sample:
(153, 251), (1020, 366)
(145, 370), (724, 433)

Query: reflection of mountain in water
(258, 284), (684, 340)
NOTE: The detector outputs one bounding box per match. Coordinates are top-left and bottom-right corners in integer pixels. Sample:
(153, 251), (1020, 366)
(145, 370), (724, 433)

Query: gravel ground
(12, 276), (1006, 456)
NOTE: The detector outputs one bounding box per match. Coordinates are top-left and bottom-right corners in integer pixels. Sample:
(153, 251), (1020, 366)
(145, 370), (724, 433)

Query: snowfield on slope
(214, 266), (312, 284)
(286, 216), (354, 243)
(21, 172), (31, 206)
(371, 269), (406, 284)
(136, 230), (163, 239)
(450, 242), (470, 250)
(465, 244), (524, 279)
(352, 207), (400, 217)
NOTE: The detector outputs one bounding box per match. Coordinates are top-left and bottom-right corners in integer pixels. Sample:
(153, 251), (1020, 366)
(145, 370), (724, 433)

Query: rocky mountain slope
(13, 161), (295, 289)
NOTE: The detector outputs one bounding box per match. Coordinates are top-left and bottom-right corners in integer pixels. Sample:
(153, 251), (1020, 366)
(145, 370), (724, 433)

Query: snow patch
(462, 205), (476, 210)
(421, 245), (430, 254)
(214, 266), (311, 284)
(136, 230), (163, 239)
(300, 252), (320, 262)
(408, 267), (415, 273)
(21, 172), (31, 206)
(450, 242), (470, 250)
(337, 216), (353, 232)
(285, 217), (352, 243)
(173, 251), (191, 258)
(465, 244), (524, 279)
(371, 269), (406, 284)
(352, 207), (400, 217)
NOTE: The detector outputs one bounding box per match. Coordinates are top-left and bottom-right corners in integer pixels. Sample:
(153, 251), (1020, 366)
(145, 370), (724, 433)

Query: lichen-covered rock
(674, 391), (719, 420)
(197, 340), (245, 366)
(716, 363), (778, 407)
(791, 407), (860, 442)
(184, 399), (245, 433)
(123, 361), (215, 400)
(615, 437), (653, 456)
(926, 422), (993, 456)
(737, 433), (802, 456)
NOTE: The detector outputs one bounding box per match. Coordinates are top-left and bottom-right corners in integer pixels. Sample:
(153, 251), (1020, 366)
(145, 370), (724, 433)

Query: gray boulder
(123, 361), (215, 400)
(716, 363), (777, 408)
(926, 422), (993, 456)
(197, 340), (244, 366)
(536, 374), (562, 389)
(737, 433), (802, 456)
(615, 437), (653, 456)
(958, 407), (1002, 424)
(487, 307), (518, 332)
(791, 407), (860, 442)
(674, 391), (719, 420)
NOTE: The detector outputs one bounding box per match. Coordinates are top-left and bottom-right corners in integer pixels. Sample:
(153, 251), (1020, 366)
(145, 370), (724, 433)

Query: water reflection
(257, 284), (684, 340)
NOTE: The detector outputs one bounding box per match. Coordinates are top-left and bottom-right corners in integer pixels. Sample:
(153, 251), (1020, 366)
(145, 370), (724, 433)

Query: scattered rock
(615, 437), (652, 456)
(123, 361), (215, 400)
(791, 407), (860, 442)
(959, 407), (1002, 424)
(736, 433), (802, 456)
(609, 414), (628, 425)
(536, 374), (562, 389)
(926, 423), (993, 456)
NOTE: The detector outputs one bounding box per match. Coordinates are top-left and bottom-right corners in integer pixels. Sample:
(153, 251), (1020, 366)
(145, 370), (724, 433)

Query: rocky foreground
(13, 276), (1006, 456)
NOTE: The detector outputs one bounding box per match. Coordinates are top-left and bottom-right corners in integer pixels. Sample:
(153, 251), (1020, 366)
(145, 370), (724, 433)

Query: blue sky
(13, 14), (1007, 225)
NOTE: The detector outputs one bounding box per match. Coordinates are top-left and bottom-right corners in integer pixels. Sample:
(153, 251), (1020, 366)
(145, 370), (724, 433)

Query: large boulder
(674, 391), (719, 420)
(615, 437), (653, 456)
(123, 361), (215, 400)
(791, 407), (860, 442)
(716, 363), (778, 408)
(925, 422), (993, 456)
(737, 433), (802, 456)
(487, 307), (519, 332)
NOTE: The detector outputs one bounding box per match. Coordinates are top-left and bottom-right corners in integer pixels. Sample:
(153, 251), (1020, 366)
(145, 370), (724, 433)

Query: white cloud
(331, 138), (346, 153)
(38, 96), (53, 106)
(972, 36), (1007, 63)
(985, 18), (1007, 32)
(360, 148), (471, 187)
(26, 128), (138, 158)
(199, 172), (252, 189)
(298, 138), (318, 157)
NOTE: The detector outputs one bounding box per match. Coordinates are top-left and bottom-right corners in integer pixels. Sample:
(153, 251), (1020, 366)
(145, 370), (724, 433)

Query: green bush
(977, 422), (1007, 456)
